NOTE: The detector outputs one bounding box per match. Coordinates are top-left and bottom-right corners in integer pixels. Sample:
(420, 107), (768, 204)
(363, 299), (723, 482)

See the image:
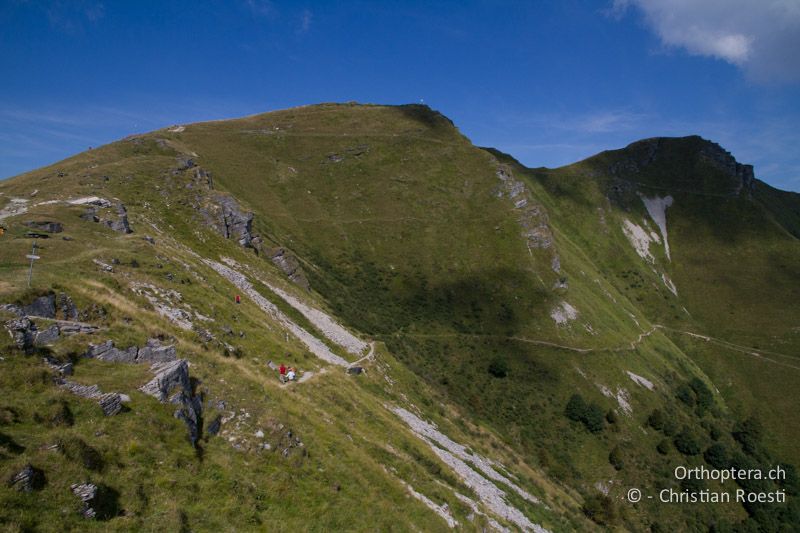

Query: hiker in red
(235, 294), (241, 304)
(279, 363), (287, 383)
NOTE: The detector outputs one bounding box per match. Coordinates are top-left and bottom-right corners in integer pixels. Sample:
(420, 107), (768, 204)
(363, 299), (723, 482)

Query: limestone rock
(5, 317), (36, 351)
(98, 393), (122, 416)
(269, 248), (310, 290)
(22, 294), (56, 318)
(70, 482), (98, 519)
(23, 221), (63, 233)
(8, 464), (45, 492)
(34, 324), (60, 346)
(85, 338), (176, 363)
(57, 292), (79, 321)
(139, 360), (190, 401)
(105, 203), (132, 234)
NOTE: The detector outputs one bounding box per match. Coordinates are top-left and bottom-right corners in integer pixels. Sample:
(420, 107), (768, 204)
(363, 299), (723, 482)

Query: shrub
(732, 417), (763, 455)
(487, 358), (508, 378)
(583, 404), (606, 433)
(674, 428), (702, 456)
(609, 446), (624, 470)
(565, 394), (605, 433)
(676, 384), (695, 407)
(689, 377), (713, 411)
(647, 409), (665, 431)
(583, 494), (618, 526)
(606, 410), (619, 424)
(704, 443), (730, 469)
(565, 394), (587, 422)
(656, 439), (671, 455)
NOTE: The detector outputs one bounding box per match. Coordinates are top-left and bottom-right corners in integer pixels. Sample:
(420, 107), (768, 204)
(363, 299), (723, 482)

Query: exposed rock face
(84, 338), (176, 364)
(140, 360), (203, 447)
(494, 165), (561, 274)
(699, 140), (755, 195)
(139, 360), (191, 401)
(43, 355), (73, 376)
(57, 380), (124, 416)
(105, 203), (133, 234)
(268, 248), (310, 290)
(609, 137), (756, 196)
(8, 464), (45, 492)
(57, 293), (79, 321)
(98, 393), (123, 416)
(4, 317), (59, 350)
(23, 294), (56, 318)
(202, 193), (256, 248)
(70, 483), (98, 519)
(174, 391), (203, 447)
(23, 221), (63, 233)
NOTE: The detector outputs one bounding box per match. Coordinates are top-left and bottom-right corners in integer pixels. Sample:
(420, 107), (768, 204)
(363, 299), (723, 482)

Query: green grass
(1, 103), (799, 531)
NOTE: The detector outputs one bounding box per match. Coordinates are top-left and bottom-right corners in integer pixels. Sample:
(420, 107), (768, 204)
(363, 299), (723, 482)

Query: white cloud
(612, 0), (800, 82)
(298, 8), (312, 34)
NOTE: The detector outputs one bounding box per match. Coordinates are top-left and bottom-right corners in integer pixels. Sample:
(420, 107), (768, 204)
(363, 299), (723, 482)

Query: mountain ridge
(1, 102), (798, 531)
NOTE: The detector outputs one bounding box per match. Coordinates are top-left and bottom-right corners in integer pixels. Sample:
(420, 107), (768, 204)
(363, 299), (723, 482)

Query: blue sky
(2, 0), (799, 191)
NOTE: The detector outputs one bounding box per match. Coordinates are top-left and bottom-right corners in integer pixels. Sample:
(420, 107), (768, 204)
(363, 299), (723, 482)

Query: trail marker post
(26, 241), (40, 288)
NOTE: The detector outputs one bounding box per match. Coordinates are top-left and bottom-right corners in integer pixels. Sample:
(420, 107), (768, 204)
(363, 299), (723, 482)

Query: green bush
(582, 494), (618, 526)
(656, 438), (671, 455)
(676, 384), (695, 407)
(704, 443), (729, 468)
(565, 394), (587, 422)
(674, 428), (702, 456)
(487, 358), (508, 378)
(564, 394), (605, 433)
(732, 417), (763, 455)
(609, 446), (624, 470)
(583, 404), (606, 433)
(647, 409), (665, 431)
(689, 377), (713, 414)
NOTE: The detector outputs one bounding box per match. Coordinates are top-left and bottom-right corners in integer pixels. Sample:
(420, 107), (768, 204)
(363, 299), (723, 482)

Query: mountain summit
(1, 103), (798, 531)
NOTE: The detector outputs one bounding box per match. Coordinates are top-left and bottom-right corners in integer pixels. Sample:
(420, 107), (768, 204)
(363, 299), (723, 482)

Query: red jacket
(279, 364), (286, 375)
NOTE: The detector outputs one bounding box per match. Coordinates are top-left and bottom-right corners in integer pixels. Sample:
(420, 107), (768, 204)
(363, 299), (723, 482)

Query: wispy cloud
(298, 8), (312, 34)
(611, 0), (800, 83)
(244, 0), (275, 18)
(41, 0), (105, 35)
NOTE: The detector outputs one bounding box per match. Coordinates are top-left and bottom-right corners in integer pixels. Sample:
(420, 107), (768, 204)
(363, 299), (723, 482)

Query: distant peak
(607, 136), (756, 196)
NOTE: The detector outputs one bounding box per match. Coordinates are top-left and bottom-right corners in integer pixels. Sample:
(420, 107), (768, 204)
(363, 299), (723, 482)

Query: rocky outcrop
(57, 380), (124, 416)
(495, 165), (561, 274)
(23, 221), (63, 233)
(104, 203), (132, 234)
(23, 294), (56, 318)
(84, 338), (176, 364)
(79, 200), (133, 233)
(71, 483), (99, 519)
(188, 173), (310, 289)
(268, 248), (310, 290)
(139, 360), (190, 401)
(140, 360), (203, 447)
(200, 193), (256, 248)
(7, 464), (45, 492)
(57, 293), (79, 321)
(699, 140), (755, 195)
(43, 355), (73, 376)
(4, 317), (59, 351)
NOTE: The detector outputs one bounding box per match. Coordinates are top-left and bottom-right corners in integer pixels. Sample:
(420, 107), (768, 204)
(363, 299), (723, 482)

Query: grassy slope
(0, 104), (797, 531)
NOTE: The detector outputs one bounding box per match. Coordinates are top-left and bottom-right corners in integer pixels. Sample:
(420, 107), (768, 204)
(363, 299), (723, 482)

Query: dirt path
(655, 325), (800, 371)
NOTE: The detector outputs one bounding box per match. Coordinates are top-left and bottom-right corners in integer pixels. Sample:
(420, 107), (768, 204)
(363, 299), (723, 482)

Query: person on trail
(279, 363), (287, 383)
(286, 367), (296, 381)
